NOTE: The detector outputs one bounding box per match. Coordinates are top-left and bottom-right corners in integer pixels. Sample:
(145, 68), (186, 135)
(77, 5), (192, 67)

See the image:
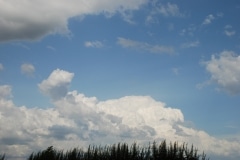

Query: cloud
(0, 0), (147, 42)
(181, 41), (200, 48)
(202, 14), (215, 25)
(21, 63), (35, 77)
(146, 2), (184, 24)
(120, 10), (136, 24)
(224, 25), (232, 29)
(172, 67), (180, 75)
(38, 69), (74, 100)
(152, 2), (183, 17)
(224, 25), (236, 37)
(117, 37), (174, 54)
(2, 69), (240, 159)
(217, 12), (224, 17)
(12, 43), (30, 50)
(47, 45), (56, 51)
(0, 63), (3, 71)
(225, 30), (236, 36)
(157, 2), (183, 17)
(0, 85), (12, 99)
(1, 79), (240, 159)
(84, 41), (103, 48)
(179, 24), (197, 36)
(203, 50), (240, 95)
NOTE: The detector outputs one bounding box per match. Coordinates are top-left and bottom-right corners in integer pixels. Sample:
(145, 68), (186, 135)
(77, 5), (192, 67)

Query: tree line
(1, 140), (209, 160)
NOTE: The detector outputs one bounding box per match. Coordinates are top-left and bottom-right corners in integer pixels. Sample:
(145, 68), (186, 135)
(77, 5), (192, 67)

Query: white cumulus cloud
(38, 69), (74, 100)
(21, 63), (35, 76)
(1, 69), (240, 159)
(0, 85), (12, 99)
(0, 0), (147, 42)
(117, 37), (174, 54)
(203, 50), (240, 95)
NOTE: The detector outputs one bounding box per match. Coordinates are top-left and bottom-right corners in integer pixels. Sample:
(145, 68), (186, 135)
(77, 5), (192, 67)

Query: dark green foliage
(0, 141), (209, 160)
(28, 146), (85, 160)
(26, 140), (208, 160)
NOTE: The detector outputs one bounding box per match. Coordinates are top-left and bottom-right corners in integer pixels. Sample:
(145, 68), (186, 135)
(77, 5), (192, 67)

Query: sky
(0, 0), (240, 159)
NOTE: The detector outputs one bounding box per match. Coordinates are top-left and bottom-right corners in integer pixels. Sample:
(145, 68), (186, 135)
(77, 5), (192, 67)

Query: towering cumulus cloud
(0, 69), (240, 160)
(0, 0), (147, 42)
(38, 69), (74, 100)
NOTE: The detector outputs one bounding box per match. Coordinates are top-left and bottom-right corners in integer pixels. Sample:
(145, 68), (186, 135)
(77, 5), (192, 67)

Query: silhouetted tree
(26, 140), (209, 160)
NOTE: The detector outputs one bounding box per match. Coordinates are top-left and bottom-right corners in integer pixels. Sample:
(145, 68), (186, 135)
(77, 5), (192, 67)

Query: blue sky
(0, 0), (240, 159)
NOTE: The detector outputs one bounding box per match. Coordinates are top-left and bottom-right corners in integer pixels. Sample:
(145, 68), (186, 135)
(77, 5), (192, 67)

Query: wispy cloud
(157, 2), (184, 17)
(117, 37), (174, 54)
(47, 45), (56, 51)
(21, 63), (35, 77)
(225, 30), (236, 36)
(179, 24), (197, 36)
(146, 2), (184, 24)
(224, 25), (236, 37)
(120, 10), (136, 24)
(181, 41), (200, 48)
(202, 14), (215, 25)
(217, 12), (224, 17)
(12, 43), (30, 50)
(172, 67), (180, 75)
(84, 41), (103, 48)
